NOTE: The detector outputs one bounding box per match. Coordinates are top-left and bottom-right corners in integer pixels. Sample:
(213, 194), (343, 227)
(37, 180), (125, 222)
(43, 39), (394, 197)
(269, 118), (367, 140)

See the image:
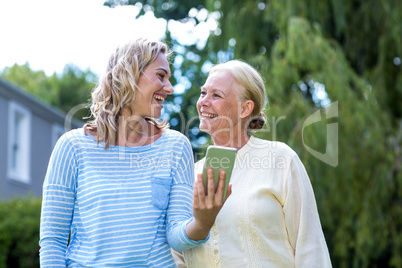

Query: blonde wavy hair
(209, 60), (268, 131)
(84, 38), (172, 148)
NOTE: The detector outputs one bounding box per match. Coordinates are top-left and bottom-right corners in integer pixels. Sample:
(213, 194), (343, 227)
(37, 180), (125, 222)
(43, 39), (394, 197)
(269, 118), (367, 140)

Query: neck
(116, 110), (160, 147)
(210, 125), (250, 151)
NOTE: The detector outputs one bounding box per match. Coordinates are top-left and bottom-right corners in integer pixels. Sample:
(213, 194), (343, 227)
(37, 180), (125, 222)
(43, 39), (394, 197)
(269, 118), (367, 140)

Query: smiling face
(133, 53), (173, 118)
(197, 69), (244, 136)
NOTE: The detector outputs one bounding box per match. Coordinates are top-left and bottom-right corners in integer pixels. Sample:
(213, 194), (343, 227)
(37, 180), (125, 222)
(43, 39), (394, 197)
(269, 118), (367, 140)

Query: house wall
(0, 79), (82, 201)
(30, 116), (54, 197)
(0, 96), (9, 199)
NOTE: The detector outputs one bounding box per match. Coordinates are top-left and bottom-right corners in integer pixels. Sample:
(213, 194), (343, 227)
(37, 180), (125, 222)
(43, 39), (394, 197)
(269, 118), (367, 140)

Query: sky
(0, 1), (331, 105)
(0, 0), (173, 76)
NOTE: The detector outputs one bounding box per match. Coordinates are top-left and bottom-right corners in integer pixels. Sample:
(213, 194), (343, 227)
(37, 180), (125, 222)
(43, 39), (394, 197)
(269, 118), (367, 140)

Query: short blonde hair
(209, 60), (267, 130)
(85, 38), (172, 148)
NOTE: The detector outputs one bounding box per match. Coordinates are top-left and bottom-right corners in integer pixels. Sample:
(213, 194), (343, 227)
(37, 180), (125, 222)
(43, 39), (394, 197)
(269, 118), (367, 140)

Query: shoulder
(249, 136), (297, 158)
(65, 127), (86, 139)
(56, 128), (85, 146)
(162, 129), (191, 146)
(48, 129), (87, 167)
(160, 130), (193, 163)
(249, 138), (309, 180)
(163, 128), (187, 139)
(55, 128), (95, 152)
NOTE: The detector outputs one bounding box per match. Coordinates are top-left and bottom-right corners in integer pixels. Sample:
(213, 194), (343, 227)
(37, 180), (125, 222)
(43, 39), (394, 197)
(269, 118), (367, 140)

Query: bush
(0, 196), (41, 268)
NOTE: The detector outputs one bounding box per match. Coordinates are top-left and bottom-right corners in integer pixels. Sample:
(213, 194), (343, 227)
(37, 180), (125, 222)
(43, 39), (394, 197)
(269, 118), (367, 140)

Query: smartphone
(202, 145), (237, 201)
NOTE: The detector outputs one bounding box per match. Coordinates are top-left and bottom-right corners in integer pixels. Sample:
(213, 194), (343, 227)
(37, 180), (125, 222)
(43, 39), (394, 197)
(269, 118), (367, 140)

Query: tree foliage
(106, 0), (401, 267)
(0, 63), (96, 121)
(0, 196), (41, 268)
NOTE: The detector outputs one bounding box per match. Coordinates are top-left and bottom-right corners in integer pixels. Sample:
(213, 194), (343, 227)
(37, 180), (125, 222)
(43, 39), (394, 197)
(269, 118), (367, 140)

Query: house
(0, 78), (83, 201)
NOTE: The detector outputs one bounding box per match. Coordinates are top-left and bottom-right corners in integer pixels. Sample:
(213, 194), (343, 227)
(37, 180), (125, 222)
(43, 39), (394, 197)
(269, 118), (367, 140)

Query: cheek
(154, 79), (164, 88)
(226, 100), (241, 113)
(196, 99), (202, 112)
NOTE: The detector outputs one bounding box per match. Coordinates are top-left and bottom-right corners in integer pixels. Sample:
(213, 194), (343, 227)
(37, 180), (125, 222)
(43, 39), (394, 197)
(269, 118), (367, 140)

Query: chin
(199, 123), (216, 135)
(198, 123), (208, 133)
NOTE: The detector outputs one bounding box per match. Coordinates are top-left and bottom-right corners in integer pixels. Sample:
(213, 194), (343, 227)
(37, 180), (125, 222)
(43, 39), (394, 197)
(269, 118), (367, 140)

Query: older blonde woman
(39, 38), (228, 267)
(182, 60), (332, 267)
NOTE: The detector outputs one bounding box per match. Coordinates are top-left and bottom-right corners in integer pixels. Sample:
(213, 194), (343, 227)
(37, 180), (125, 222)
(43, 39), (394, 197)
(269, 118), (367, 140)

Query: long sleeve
(39, 134), (77, 267)
(166, 137), (208, 252)
(283, 154), (332, 268)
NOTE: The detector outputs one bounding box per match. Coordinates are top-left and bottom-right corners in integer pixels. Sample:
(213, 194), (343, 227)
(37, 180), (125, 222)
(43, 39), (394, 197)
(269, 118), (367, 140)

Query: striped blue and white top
(39, 128), (206, 267)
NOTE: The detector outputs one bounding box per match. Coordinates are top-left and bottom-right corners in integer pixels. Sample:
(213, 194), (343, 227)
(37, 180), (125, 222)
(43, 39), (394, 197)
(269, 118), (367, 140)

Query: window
(8, 101), (31, 183)
(52, 124), (65, 148)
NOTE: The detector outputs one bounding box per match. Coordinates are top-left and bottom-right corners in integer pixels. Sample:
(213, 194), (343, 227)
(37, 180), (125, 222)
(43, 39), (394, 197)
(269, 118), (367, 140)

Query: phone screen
(202, 145), (237, 201)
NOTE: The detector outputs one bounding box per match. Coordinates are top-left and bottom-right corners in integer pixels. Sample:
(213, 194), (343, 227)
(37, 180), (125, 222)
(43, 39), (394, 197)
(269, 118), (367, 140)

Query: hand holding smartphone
(202, 145), (237, 201)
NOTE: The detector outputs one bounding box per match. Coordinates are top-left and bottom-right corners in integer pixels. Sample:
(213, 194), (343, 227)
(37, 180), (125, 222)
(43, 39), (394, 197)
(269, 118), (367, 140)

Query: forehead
(145, 53), (170, 73)
(203, 69), (236, 90)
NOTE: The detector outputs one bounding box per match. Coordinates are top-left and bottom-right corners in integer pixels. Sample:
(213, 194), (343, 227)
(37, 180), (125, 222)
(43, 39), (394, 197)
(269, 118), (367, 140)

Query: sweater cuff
(172, 217), (210, 252)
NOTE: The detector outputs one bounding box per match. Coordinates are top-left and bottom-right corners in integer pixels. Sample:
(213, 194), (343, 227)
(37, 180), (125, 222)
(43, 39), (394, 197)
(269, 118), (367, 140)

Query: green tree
(0, 63), (96, 121)
(106, 0), (402, 266)
(0, 196), (41, 268)
(49, 65), (96, 121)
(0, 63), (57, 104)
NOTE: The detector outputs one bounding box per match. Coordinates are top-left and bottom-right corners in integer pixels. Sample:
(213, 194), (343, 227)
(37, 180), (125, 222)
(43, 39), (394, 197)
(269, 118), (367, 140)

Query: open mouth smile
(154, 94), (165, 103)
(201, 112), (218, 118)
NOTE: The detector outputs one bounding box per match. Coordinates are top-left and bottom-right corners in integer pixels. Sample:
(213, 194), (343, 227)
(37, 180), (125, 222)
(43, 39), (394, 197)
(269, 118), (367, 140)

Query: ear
(240, 100), (254, 119)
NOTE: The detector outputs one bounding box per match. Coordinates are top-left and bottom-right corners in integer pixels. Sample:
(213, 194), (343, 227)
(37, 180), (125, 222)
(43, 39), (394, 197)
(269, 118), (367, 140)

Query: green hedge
(0, 196), (41, 268)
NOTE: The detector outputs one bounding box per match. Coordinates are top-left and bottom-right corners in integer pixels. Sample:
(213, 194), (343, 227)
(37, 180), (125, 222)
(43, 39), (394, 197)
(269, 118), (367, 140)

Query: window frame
(7, 101), (31, 183)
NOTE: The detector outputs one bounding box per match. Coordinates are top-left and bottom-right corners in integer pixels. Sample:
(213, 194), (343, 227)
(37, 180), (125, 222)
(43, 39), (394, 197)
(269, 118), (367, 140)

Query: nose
(199, 94), (211, 107)
(164, 80), (174, 95)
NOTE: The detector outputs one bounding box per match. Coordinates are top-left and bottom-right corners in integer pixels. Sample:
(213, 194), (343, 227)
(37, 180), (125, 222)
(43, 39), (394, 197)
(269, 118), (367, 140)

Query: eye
(200, 90), (206, 96)
(213, 93), (222, 98)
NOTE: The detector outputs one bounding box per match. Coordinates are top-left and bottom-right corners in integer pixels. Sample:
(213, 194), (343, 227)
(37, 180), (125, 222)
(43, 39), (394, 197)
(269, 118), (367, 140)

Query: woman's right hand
(185, 168), (232, 241)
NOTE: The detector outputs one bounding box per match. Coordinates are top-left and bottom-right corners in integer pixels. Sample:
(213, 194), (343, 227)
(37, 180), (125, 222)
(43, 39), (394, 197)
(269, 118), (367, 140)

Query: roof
(0, 78), (83, 128)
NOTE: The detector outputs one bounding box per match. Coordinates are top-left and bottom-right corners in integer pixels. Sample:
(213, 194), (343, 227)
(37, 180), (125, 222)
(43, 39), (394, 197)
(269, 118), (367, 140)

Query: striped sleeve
(39, 133), (77, 267)
(166, 135), (208, 252)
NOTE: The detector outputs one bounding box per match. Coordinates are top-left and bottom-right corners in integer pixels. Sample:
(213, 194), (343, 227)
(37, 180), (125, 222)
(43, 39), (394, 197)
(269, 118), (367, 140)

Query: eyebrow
(200, 87), (226, 96)
(156, 67), (170, 76)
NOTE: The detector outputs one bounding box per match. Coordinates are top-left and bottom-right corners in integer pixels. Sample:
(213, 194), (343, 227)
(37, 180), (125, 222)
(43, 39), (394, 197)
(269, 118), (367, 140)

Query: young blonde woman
(39, 38), (228, 267)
